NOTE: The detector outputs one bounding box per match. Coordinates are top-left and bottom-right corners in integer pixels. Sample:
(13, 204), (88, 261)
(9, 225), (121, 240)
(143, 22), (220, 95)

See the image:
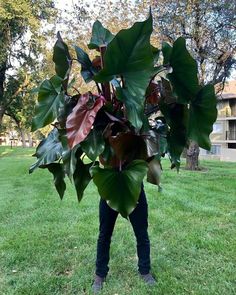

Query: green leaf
(75, 46), (97, 83)
(47, 163), (66, 199)
(29, 128), (63, 173)
(53, 32), (71, 79)
(62, 145), (83, 180)
(188, 84), (217, 150)
(81, 129), (105, 161)
(88, 20), (114, 49)
(94, 14), (154, 100)
(90, 160), (148, 218)
(160, 103), (188, 169)
(116, 88), (144, 129)
(31, 75), (64, 131)
(162, 37), (200, 103)
(73, 160), (94, 202)
(162, 42), (172, 64)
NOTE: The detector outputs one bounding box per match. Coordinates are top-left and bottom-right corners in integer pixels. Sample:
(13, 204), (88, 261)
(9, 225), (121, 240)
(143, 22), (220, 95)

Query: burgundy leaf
(109, 132), (147, 162)
(147, 158), (162, 186)
(146, 81), (160, 105)
(66, 93), (105, 148)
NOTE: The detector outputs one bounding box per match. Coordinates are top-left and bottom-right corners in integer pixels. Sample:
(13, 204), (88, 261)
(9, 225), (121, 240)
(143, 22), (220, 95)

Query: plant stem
(95, 82), (102, 94)
(72, 86), (81, 94)
(99, 45), (111, 101)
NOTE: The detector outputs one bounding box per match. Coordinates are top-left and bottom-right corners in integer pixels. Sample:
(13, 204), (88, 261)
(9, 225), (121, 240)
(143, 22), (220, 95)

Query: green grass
(0, 146), (235, 295)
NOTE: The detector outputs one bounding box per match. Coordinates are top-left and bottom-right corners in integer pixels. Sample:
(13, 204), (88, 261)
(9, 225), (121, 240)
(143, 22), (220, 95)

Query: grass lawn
(0, 146), (235, 295)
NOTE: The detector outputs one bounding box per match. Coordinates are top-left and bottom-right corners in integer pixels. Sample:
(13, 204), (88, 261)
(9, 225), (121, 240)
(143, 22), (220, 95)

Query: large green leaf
(116, 88), (144, 129)
(29, 128), (63, 173)
(162, 37), (200, 103)
(53, 32), (71, 79)
(162, 42), (172, 64)
(94, 14), (154, 99)
(160, 103), (188, 169)
(73, 160), (94, 202)
(46, 163), (66, 199)
(90, 160), (148, 218)
(80, 129), (105, 161)
(31, 75), (64, 131)
(62, 145), (83, 180)
(88, 20), (114, 49)
(75, 46), (97, 83)
(188, 84), (217, 150)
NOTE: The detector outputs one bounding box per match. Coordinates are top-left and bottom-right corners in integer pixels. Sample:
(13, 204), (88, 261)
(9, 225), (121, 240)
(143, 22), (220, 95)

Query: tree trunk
(0, 61), (7, 127)
(19, 128), (26, 147)
(13, 118), (26, 147)
(186, 141), (200, 170)
(27, 132), (33, 147)
(0, 106), (4, 126)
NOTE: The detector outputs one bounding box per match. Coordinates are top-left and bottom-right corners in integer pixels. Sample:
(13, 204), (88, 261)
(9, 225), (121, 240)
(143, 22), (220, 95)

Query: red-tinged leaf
(109, 132), (147, 162)
(92, 56), (101, 68)
(147, 158), (162, 187)
(146, 81), (160, 105)
(66, 93), (105, 149)
(142, 130), (160, 158)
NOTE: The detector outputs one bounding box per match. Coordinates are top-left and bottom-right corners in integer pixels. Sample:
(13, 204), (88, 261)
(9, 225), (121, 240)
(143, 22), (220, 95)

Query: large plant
(30, 14), (217, 218)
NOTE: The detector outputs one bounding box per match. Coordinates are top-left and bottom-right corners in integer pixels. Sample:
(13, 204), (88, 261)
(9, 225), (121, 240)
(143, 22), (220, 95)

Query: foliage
(0, 0), (57, 128)
(30, 13), (217, 217)
(148, 0), (236, 169)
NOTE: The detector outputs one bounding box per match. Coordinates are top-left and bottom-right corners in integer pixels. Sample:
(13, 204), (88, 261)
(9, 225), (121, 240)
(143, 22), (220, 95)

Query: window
(206, 145), (221, 155)
(228, 143), (236, 149)
(212, 122), (223, 134)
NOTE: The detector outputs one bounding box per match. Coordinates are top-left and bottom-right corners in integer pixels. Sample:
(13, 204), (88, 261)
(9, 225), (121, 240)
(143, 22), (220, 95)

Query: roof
(217, 80), (236, 100)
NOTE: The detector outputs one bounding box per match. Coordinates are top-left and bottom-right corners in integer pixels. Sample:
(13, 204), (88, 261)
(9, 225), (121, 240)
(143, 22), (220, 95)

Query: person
(92, 183), (156, 293)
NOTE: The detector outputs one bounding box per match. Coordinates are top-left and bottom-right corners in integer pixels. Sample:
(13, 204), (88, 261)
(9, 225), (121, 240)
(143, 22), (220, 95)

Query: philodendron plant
(30, 13), (217, 218)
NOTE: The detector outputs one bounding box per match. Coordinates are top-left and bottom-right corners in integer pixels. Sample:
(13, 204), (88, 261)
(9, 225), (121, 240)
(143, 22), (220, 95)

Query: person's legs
(129, 186), (151, 275)
(95, 198), (119, 278)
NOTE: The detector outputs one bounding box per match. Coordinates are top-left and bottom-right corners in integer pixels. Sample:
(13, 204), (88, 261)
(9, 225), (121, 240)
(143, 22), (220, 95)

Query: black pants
(95, 187), (151, 277)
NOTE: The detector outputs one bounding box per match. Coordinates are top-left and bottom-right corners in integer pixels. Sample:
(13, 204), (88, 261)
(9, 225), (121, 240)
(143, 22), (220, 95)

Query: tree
(145, 0), (236, 170)
(3, 51), (56, 147)
(3, 69), (36, 146)
(30, 13), (217, 217)
(0, 0), (57, 126)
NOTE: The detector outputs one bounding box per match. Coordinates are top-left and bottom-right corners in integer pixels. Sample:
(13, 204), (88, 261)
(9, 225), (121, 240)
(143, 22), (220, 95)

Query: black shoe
(92, 275), (105, 293)
(140, 273), (156, 286)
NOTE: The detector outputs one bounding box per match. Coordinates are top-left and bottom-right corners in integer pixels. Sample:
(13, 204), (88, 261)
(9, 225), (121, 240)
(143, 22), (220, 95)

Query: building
(200, 80), (236, 161)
